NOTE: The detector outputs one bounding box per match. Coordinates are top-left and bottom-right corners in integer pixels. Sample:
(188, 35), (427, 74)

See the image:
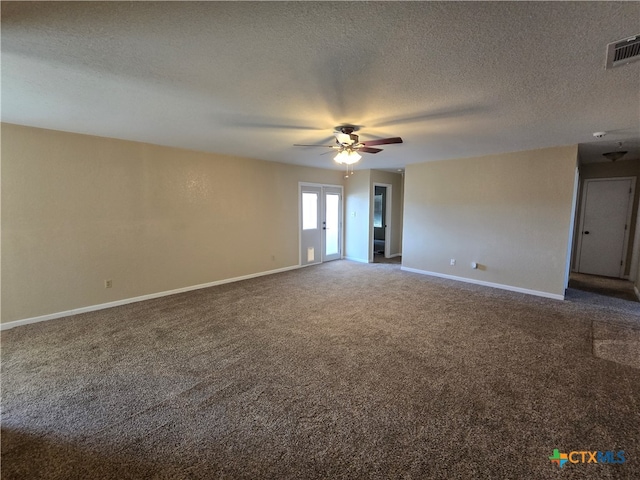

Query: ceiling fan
(294, 126), (403, 175)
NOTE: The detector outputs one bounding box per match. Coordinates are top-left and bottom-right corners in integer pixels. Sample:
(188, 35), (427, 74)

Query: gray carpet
(373, 254), (401, 264)
(2, 260), (640, 479)
(568, 272), (639, 303)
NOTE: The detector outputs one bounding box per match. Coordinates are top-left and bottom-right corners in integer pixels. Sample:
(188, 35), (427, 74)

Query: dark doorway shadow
(373, 253), (401, 265)
(568, 272), (639, 303)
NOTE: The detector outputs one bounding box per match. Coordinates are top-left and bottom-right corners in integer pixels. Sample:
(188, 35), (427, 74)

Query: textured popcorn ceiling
(2, 1), (639, 170)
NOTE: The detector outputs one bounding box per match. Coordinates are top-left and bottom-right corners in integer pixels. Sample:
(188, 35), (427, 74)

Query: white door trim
(630, 195), (640, 283)
(371, 183), (393, 262)
(564, 167), (579, 289)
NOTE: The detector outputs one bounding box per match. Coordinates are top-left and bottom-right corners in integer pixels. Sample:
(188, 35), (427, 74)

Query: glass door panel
(324, 193), (340, 259)
(300, 186), (322, 266)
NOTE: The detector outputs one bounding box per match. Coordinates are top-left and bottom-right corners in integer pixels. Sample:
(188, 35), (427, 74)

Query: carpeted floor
(2, 260), (639, 479)
(373, 254), (401, 264)
(569, 272), (639, 303)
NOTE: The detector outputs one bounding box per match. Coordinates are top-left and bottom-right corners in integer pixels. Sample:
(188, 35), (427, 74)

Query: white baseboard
(1, 265), (301, 331)
(388, 253), (402, 258)
(345, 256), (369, 263)
(400, 266), (564, 301)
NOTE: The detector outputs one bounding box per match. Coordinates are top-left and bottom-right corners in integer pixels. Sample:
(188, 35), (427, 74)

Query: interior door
(577, 178), (634, 277)
(300, 184), (342, 265)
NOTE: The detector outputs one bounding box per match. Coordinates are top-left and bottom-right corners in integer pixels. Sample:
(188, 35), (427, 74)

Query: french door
(300, 184), (343, 266)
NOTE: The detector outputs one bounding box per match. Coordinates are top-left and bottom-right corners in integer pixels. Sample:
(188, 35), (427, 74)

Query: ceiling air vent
(606, 34), (640, 69)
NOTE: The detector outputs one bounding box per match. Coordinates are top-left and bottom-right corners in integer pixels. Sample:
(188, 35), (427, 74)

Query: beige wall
(343, 169), (404, 262)
(1, 124), (344, 323)
(370, 170), (404, 258)
(344, 170), (371, 263)
(403, 146), (578, 297)
(573, 158), (640, 276)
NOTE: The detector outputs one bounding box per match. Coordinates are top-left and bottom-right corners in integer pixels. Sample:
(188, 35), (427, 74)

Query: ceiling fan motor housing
(332, 126), (358, 146)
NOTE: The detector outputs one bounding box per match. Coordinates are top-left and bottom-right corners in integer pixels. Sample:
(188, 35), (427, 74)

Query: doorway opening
(569, 174), (640, 303)
(372, 183), (400, 264)
(575, 177), (635, 278)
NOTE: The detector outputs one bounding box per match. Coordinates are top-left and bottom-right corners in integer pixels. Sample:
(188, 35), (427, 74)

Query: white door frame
(630, 199), (640, 283)
(575, 176), (636, 278)
(371, 183), (392, 262)
(299, 182), (344, 266)
(564, 167), (579, 289)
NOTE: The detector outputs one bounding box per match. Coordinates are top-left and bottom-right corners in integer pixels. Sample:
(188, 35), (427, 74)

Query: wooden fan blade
(359, 147), (383, 154)
(293, 144), (336, 148)
(361, 137), (403, 147)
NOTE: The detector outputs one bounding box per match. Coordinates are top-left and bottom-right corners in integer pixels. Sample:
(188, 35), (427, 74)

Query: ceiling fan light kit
(334, 150), (361, 165)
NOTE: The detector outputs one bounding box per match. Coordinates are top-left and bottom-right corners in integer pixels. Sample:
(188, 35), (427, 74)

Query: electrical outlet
(450, 259), (456, 266)
(105, 279), (112, 288)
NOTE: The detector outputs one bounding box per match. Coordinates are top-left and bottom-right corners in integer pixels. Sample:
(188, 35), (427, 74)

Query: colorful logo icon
(549, 449), (569, 468)
(549, 449), (625, 468)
